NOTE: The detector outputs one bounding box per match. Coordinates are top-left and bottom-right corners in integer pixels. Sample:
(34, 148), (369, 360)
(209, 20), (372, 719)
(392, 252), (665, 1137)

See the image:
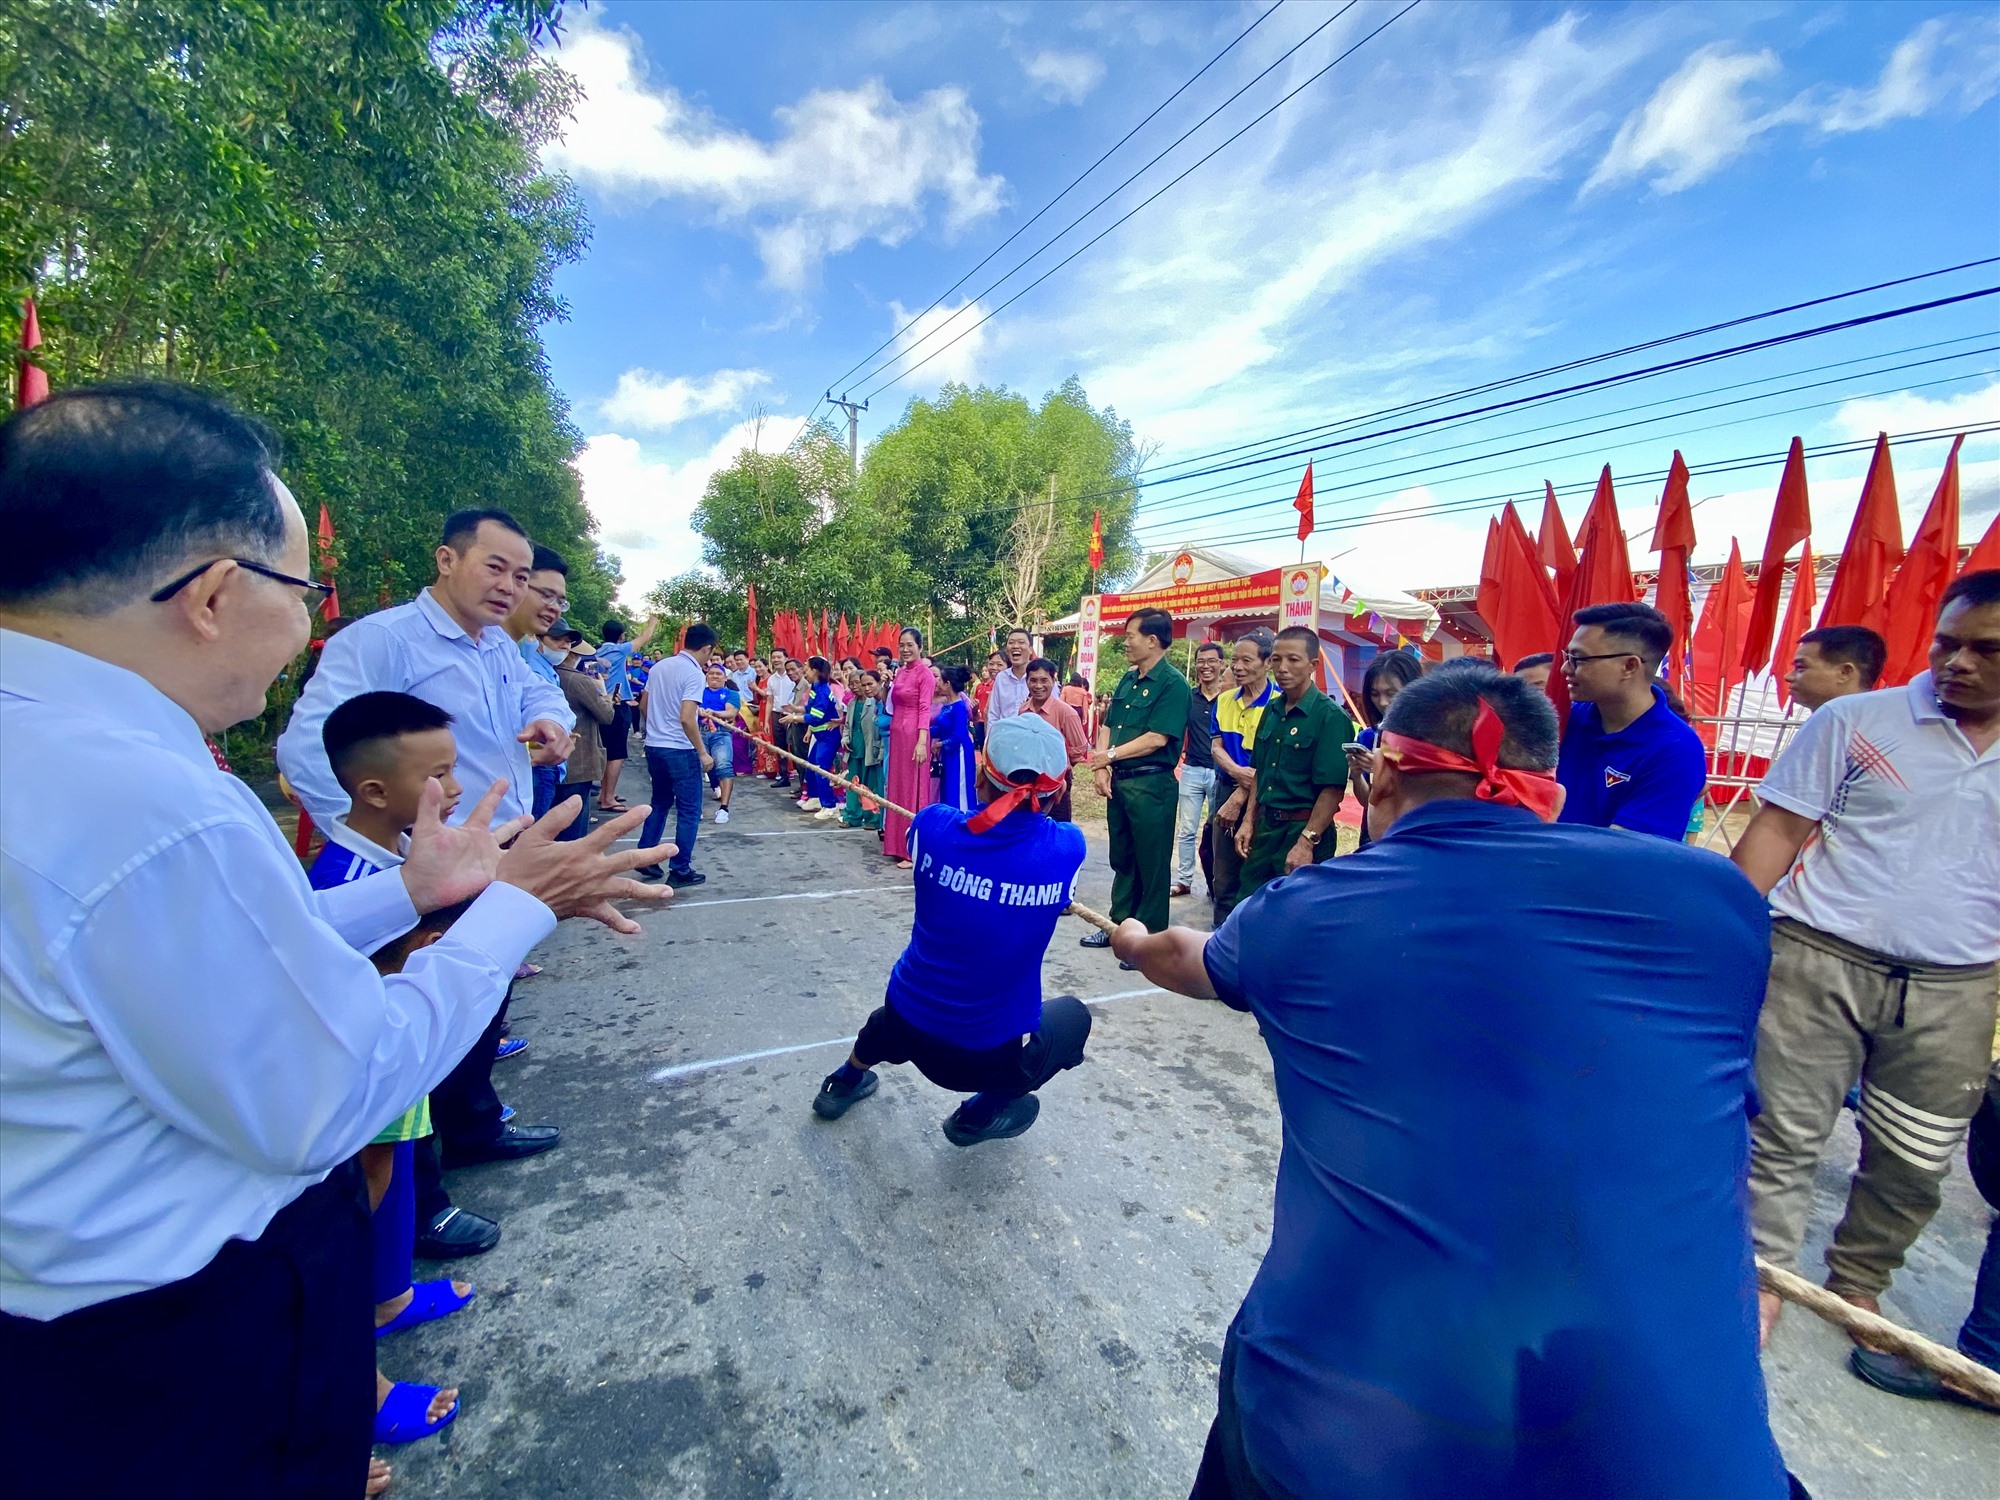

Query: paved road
(384, 766), (1998, 1499)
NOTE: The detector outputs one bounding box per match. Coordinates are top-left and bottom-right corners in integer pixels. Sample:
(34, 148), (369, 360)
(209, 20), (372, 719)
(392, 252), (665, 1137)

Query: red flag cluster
(1474, 429), (1983, 723)
(764, 610), (901, 662)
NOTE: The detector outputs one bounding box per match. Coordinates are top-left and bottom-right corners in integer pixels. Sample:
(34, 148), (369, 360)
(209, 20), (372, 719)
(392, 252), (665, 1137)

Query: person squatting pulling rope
(810, 715), (1093, 1147)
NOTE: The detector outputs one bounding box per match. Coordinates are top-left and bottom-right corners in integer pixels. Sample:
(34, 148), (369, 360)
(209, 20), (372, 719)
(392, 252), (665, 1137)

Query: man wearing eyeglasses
(1554, 601), (1706, 842)
(502, 544), (573, 819)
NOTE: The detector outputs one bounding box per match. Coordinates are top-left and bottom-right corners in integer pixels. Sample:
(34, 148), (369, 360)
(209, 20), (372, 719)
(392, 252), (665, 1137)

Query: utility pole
(826, 392), (868, 473)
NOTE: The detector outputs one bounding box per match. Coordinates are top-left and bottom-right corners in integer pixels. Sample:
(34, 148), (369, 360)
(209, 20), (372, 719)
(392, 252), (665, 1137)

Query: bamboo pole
(725, 719), (1121, 936)
(1756, 1259), (2000, 1408)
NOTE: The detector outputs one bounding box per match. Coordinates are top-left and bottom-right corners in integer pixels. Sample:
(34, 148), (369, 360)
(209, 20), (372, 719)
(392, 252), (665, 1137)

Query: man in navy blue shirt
(1556, 600), (1707, 840)
(812, 716), (1090, 1146)
(1115, 662), (1798, 1500)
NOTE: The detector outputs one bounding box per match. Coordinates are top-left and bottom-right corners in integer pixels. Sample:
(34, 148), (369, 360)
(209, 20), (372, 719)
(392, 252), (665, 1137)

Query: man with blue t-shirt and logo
(812, 715), (1090, 1146)
(1556, 600), (1707, 841)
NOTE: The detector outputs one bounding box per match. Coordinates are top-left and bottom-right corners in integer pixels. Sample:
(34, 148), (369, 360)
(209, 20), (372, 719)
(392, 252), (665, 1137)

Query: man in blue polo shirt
(811, 715), (1090, 1146)
(1114, 662), (1797, 1500)
(1557, 600), (1706, 840)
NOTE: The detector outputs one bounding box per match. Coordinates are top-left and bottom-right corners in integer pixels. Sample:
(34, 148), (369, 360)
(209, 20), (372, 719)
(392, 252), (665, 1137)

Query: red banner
(1098, 567), (1284, 622)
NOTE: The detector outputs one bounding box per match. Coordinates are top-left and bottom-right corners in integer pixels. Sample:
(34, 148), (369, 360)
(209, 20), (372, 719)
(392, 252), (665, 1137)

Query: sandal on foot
(376, 1279), (475, 1338)
(374, 1381), (460, 1444)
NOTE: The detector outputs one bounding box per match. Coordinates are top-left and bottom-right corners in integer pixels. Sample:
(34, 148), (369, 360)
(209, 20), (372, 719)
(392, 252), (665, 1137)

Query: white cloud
(547, 17), (1005, 289)
(882, 298), (988, 389)
(1022, 48), (1106, 105)
(1587, 45), (1795, 194)
(1821, 16), (2000, 134)
(599, 367), (771, 432)
(573, 417), (807, 602)
(1830, 380), (2000, 444)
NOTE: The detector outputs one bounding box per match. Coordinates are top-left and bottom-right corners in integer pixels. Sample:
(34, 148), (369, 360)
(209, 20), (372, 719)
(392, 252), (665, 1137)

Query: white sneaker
(799, 798), (822, 812)
(715, 808), (730, 824)
(814, 808), (838, 821)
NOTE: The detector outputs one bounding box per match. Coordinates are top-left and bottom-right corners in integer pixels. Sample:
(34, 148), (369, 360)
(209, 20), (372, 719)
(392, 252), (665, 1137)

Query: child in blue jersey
(813, 715), (1091, 1146)
(799, 655), (841, 814)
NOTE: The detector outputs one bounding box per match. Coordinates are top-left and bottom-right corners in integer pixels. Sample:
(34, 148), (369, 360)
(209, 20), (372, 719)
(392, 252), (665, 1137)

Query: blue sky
(538, 1), (2000, 604)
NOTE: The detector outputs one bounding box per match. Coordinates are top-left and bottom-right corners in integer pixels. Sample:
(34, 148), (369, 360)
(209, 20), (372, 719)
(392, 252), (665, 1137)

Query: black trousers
(854, 994), (1092, 1100)
(3, 1163), (374, 1499)
(430, 980), (511, 1152)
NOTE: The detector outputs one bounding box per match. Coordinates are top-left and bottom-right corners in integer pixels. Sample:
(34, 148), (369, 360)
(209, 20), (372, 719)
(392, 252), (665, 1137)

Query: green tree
(1, 0), (607, 694)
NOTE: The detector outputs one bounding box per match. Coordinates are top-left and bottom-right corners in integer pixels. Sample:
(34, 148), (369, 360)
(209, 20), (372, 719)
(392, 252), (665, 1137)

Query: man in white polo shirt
(987, 626), (1033, 723)
(1734, 569), (2000, 1349)
(636, 622), (716, 887)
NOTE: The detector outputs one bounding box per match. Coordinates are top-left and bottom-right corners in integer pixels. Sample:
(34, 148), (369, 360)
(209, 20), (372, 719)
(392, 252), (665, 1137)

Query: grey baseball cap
(985, 713), (1070, 783)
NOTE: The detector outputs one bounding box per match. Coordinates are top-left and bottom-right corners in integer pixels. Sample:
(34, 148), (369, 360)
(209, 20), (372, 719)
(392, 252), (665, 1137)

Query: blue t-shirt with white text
(887, 803), (1087, 1050)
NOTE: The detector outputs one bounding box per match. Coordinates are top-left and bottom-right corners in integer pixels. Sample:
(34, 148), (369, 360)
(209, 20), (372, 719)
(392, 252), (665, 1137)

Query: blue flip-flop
(374, 1382), (460, 1444)
(376, 1279), (474, 1338)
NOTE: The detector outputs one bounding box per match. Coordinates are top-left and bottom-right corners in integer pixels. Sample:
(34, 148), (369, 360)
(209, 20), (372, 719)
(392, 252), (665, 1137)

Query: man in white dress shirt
(987, 626), (1033, 723)
(278, 507), (578, 1169)
(0, 382), (670, 1498)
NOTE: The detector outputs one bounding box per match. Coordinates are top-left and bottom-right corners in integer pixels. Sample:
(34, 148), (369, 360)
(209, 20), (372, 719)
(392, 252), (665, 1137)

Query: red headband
(965, 754), (1067, 833)
(1378, 699), (1560, 822)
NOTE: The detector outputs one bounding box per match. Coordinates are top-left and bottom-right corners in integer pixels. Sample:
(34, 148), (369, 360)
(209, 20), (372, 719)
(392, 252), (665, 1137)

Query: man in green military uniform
(1234, 625), (1353, 897)
(1079, 608), (1191, 957)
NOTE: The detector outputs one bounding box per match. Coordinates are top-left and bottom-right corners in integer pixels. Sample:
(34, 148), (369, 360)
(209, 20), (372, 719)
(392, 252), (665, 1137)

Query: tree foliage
(0, 0), (612, 632)
(666, 378), (1143, 651)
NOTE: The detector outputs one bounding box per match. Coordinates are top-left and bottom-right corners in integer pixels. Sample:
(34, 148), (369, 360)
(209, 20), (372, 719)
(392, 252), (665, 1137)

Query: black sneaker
(665, 867), (707, 888)
(941, 1094), (1040, 1147)
(636, 863), (665, 881)
(1078, 929), (1110, 949)
(812, 1068), (878, 1120)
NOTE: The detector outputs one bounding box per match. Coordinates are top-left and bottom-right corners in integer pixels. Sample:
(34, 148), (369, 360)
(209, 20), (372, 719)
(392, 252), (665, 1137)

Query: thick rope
(1757, 1259), (2000, 1407)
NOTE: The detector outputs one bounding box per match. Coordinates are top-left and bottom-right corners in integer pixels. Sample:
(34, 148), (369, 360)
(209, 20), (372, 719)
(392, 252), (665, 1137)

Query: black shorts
(599, 702), (632, 759)
(853, 995), (1091, 1097)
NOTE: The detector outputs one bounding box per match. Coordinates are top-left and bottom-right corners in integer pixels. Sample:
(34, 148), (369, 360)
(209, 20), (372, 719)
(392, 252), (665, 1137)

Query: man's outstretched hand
(497, 799), (676, 933)
(401, 778), (531, 914)
(1110, 919), (1218, 1000)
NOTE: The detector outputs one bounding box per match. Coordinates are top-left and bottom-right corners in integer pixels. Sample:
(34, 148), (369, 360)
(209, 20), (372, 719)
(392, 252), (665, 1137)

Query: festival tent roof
(1046, 544), (1441, 636)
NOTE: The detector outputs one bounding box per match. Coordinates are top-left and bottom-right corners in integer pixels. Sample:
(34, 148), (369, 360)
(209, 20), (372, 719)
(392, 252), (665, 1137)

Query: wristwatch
(1300, 828), (1322, 846)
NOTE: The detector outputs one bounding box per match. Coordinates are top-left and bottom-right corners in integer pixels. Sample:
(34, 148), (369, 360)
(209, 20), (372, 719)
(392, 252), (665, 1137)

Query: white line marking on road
(648, 985), (1168, 1083)
(670, 885), (913, 910)
(614, 830), (836, 844)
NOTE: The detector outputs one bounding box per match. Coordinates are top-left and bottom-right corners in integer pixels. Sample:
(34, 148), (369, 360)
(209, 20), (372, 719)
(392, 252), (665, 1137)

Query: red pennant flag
(1689, 538), (1753, 719)
(1771, 543), (1817, 707)
(1537, 481), (1577, 602)
(1742, 437), (1812, 677)
(1880, 435), (1963, 687)
(745, 583), (758, 658)
(1475, 517), (1503, 657)
(1293, 463), (1315, 543)
(1818, 432), (1903, 633)
(314, 501), (340, 621)
(1547, 467), (1636, 729)
(16, 296), (49, 409)
(1477, 504), (1560, 673)
(1958, 509), (2000, 580)
(675, 622), (688, 655)
(1089, 510), (1105, 572)
(1649, 451), (1697, 696)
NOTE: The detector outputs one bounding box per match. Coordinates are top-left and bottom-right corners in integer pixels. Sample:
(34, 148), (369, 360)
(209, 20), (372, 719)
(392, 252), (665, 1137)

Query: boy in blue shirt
(812, 716), (1090, 1146)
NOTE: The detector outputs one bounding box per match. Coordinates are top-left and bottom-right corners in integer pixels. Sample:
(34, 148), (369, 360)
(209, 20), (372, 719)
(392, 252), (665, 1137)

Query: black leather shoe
(414, 1206), (501, 1259)
(1078, 929), (1110, 949)
(1119, 960), (1138, 971)
(665, 867), (707, 887)
(636, 863), (665, 881)
(441, 1123), (561, 1168)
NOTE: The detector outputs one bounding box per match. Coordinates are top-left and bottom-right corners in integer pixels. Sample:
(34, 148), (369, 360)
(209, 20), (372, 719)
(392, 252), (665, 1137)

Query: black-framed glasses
(1561, 649), (1635, 668)
(150, 558), (336, 603)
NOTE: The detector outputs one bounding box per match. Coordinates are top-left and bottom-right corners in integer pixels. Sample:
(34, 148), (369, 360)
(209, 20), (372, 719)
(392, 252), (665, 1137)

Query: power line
(1131, 351), (1999, 536)
(815, 0), (1289, 402)
(853, 0), (1422, 403)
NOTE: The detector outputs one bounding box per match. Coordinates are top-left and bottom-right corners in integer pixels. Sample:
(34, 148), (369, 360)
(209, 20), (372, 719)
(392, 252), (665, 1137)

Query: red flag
(314, 501), (340, 621)
(745, 583), (758, 658)
(1293, 463), (1315, 543)
(1089, 510), (1105, 572)
(675, 622), (688, 655)
(839, 614), (853, 660)
(1690, 538), (1753, 719)
(1477, 503), (1560, 672)
(1880, 435), (1963, 687)
(1818, 432), (1902, 632)
(1958, 509), (2000, 579)
(1649, 451), (1697, 696)
(1741, 437), (1812, 677)
(16, 296), (48, 409)
(1772, 543), (1817, 707)
(1537, 481), (1577, 602)
(1547, 467), (1636, 728)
